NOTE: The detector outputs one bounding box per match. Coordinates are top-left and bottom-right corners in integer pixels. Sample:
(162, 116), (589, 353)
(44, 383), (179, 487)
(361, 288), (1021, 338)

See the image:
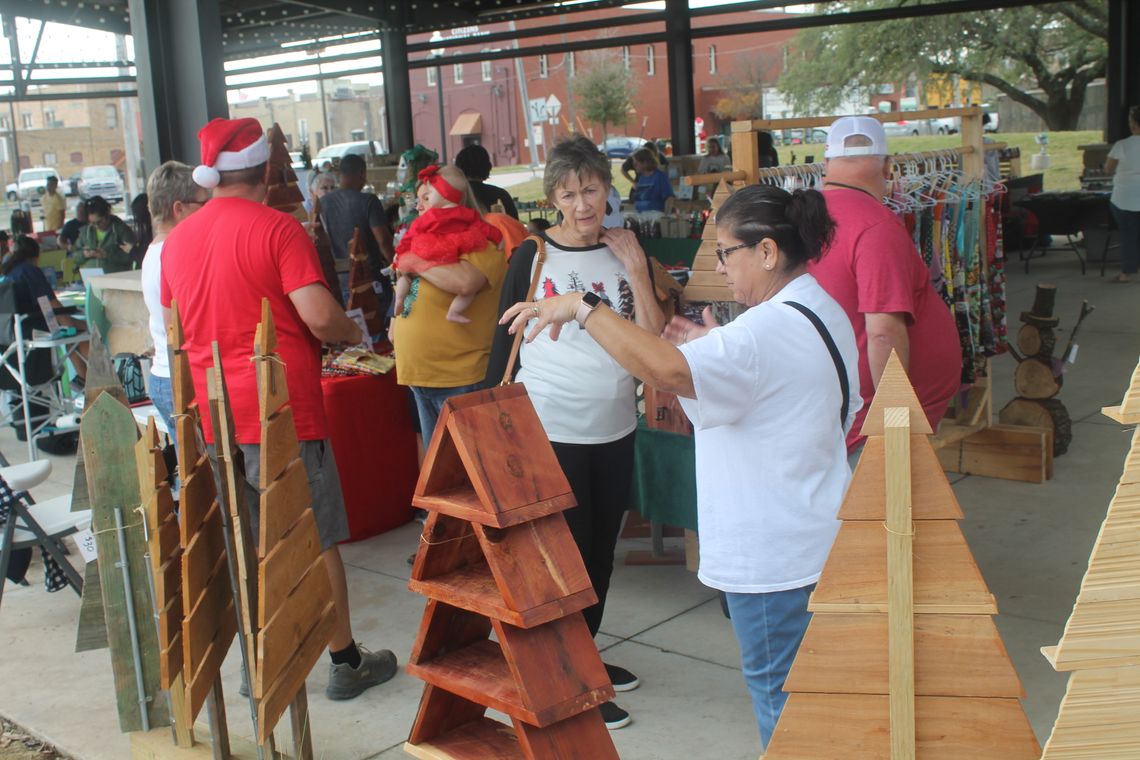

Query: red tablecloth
(321, 372), (419, 541)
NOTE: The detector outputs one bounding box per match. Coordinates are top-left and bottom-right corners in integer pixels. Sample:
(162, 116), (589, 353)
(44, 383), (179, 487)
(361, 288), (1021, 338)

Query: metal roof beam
(0, 88), (137, 102)
(226, 63), (378, 90)
(404, 9), (665, 54)
(406, 30), (666, 69)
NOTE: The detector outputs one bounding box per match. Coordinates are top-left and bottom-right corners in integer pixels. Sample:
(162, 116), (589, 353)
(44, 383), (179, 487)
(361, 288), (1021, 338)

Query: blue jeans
(1111, 202), (1140, 275)
(410, 382), (485, 446)
(724, 584), (816, 750)
(149, 371), (176, 448)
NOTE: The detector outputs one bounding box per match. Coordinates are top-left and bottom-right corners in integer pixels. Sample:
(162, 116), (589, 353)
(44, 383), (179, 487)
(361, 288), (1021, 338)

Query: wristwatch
(576, 291), (602, 325)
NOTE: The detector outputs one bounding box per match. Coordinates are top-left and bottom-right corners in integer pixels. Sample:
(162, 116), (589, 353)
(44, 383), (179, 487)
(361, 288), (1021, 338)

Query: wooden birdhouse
(404, 384), (619, 759)
(763, 353), (1040, 760)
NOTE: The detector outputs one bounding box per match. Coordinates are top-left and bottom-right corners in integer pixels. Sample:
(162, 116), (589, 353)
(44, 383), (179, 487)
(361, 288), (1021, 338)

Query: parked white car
(313, 140), (384, 168)
(5, 181), (16, 201)
(78, 165), (125, 203)
(17, 167), (62, 205)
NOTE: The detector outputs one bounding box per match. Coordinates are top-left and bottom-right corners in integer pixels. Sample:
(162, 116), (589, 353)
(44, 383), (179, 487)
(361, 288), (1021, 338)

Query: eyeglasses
(715, 241), (759, 265)
(182, 199), (208, 207)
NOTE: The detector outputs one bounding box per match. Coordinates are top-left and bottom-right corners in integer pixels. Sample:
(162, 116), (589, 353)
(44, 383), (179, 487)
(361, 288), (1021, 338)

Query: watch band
(576, 292), (601, 325)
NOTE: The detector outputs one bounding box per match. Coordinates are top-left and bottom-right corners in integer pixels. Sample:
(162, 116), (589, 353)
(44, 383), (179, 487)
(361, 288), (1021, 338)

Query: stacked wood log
(764, 353), (1040, 759)
(346, 228), (384, 337)
(404, 383), (619, 759)
(682, 180), (733, 303)
(1038, 357), (1140, 758)
(999, 284), (1083, 456)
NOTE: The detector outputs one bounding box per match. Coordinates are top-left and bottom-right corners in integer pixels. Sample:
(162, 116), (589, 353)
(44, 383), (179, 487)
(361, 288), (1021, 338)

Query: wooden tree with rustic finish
(763, 353), (1040, 760)
(404, 384), (619, 759)
(1038, 355), (1140, 759)
(682, 180), (733, 303)
(264, 122), (304, 215)
(346, 228), (384, 336)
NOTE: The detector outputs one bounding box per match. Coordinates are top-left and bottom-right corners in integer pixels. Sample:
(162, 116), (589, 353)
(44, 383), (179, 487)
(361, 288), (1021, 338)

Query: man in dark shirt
(58, 200), (88, 252)
(454, 144), (519, 219)
(319, 154), (394, 311)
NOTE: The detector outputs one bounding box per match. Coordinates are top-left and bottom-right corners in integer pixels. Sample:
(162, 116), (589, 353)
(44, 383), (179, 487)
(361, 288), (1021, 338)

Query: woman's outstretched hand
(500, 293), (583, 344)
(663, 306), (719, 346)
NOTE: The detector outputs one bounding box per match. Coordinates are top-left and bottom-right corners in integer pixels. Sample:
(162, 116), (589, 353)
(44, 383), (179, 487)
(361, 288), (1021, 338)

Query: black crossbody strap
(784, 301), (850, 427)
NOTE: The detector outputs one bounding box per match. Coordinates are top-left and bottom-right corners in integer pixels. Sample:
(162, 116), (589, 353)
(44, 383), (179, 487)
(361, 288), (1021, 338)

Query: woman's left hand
(500, 293), (583, 343)
(600, 228), (646, 273)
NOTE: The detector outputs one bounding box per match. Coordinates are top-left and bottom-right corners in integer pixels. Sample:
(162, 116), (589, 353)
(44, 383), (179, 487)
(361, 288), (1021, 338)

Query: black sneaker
(599, 700), (631, 730)
(604, 663), (640, 692)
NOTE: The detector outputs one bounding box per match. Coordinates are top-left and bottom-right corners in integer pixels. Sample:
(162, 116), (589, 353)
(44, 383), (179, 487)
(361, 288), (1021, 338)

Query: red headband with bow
(418, 165), (464, 205)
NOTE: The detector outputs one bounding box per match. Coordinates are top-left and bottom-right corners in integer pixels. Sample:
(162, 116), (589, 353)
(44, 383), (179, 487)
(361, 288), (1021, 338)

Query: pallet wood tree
(80, 393), (170, 732)
(682, 180), (733, 303)
(1038, 356), (1140, 758)
(168, 302), (239, 752)
(763, 354), (1040, 760)
(404, 383), (618, 759)
(346, 228), (384, 336)
(248, 299), (333, 753)
(264, 122), (304, 216)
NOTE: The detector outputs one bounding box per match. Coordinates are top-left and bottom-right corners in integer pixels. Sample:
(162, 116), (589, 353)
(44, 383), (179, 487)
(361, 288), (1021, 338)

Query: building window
(0, 115), (9, 130)
(44, 152), (57, 165)
(298, 118), (309, 141)
(44, 109), (56, 126)
(782, 45), (789, 72)
(481, 59), (492, 82)
(427, 67), (437, 87)
(21, 112), (33, 129)
(622, 46), (630, 71)
(709, 45), (717, 75)
(70, 151), (83, 164)
(105, 103), (118, 129)
(538, 54), (549, 79)
(453, 62), (464, 84)
(567, 51), (576, 78)
(647, 45), (655, 76)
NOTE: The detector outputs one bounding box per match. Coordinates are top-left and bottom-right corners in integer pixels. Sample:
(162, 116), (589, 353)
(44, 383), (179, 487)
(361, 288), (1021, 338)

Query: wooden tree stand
(763, 354), (1040, 759)
(403, 384), (619, 759)
(346, 228), (384, 336)
(1038, 356), (1140, 758)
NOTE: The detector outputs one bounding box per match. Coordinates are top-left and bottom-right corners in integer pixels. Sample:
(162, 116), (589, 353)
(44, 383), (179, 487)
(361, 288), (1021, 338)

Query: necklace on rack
(822, 181), (882, 202)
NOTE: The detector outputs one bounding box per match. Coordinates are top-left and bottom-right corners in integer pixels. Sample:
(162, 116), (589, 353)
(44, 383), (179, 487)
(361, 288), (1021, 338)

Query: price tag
(344, 308), (373, 351)
(74, 527), (98, 563)
(1065, 344), (1079, 365)
(372, 280), (384, 294)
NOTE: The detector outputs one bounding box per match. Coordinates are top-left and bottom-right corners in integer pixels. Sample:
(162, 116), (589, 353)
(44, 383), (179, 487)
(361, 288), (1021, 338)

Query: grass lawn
(498, 131), (1100, 204)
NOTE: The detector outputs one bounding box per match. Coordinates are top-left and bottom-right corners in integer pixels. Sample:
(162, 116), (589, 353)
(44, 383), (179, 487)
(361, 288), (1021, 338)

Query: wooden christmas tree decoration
(404, 383), (618, 759)
(249, 299), (334, 751)
(764, 353), (1040, 759)
(308, 196), (343, 307)
(1039, 356), (1140, 758)
(264, 122), (304, 215)
(346, 228), (384, 336)
(683, 180), (734, 303)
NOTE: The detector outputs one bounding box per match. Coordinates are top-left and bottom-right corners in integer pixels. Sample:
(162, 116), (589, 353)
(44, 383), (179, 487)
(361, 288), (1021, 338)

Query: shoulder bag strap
(500, 235), (547, 386)
(784, 301), (850, 427)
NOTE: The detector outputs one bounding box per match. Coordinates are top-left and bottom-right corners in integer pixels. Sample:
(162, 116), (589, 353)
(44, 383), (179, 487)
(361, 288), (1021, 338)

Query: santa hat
(192, 117), (271, 189)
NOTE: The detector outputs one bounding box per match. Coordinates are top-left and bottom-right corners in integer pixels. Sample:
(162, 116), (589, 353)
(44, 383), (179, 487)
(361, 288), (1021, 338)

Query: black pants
(551, 432), (635, 638)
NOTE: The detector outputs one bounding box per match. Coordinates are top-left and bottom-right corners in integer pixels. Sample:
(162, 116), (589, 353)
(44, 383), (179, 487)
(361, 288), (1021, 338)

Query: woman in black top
(454, 144), (519, 219)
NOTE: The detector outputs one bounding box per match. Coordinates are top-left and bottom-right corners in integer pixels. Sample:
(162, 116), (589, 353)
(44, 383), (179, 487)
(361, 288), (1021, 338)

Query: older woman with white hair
(486, 134), (665, 731)
(500, 183), (860, 752)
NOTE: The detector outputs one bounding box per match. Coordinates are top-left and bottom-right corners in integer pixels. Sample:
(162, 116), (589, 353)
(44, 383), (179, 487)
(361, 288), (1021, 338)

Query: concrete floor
(0, 245), (1137, 760)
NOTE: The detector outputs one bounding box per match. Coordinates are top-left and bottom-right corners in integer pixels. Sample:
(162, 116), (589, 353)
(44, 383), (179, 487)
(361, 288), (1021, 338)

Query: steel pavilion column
(128, 0), (228, 168)
(1106, 0), (1139, 142)
(381, 18), (414, 156)
(664, 0), (695, 156)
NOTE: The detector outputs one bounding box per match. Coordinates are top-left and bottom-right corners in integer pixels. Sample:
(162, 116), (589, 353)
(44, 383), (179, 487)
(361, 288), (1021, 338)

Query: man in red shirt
(161, 117), (396, 700)
(808, 116), (960, 457)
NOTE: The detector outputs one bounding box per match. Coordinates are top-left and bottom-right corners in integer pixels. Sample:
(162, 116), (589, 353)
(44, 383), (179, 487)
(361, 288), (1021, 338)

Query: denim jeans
(410, 382), (485, 445)
(1111, 202), (1140, 275)
(724, 584), (816, 750)
(148, 371), (176, 448)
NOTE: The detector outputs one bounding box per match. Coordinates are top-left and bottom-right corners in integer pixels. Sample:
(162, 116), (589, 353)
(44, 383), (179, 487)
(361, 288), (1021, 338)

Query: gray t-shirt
(319, 188), (385, 263)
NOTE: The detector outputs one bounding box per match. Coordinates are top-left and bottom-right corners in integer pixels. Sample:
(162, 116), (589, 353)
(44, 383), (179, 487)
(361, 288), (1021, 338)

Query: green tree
(571, 51), (637, 141)
(713, 54), (771, 121)
(778, 1), (1108, 130)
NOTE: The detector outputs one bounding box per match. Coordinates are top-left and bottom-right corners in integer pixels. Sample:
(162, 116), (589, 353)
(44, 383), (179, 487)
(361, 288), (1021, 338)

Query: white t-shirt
(140, 240), (169, 378)
(1110, 135), (1140, 211)
(677, 273), (862, 593)
(517, 237), (639, 444)
(603, 186), (624, 229)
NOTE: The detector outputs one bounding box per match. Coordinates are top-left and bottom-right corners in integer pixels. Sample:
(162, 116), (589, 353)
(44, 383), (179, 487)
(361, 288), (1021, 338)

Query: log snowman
(999, 284), (1094, 456)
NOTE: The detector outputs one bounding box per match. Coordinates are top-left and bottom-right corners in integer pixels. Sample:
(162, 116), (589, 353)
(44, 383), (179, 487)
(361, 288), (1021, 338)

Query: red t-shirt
(808, 188), (961, 450)
(161, 197), (328, 445)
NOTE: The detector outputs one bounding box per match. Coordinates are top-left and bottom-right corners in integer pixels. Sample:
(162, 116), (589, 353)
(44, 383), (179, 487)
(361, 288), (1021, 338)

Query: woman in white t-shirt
(501, 184), (860, 751)
(486, 135), (665, 731)
(1106, 105), (1140, 282)
(140, 161), (210, 442)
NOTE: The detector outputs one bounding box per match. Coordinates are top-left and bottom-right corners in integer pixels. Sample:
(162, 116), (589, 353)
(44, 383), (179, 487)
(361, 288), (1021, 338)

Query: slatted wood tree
(404, 384), (618, 759)
(763, 354), (1040, 760)
(168, 302), (238, 743)
(265, 122), (305, 215)
(682, 179), (733, 303)
(346, 228), (384, 336)
(1038, 356), (1140, 759)
(249, 299), (334, 752)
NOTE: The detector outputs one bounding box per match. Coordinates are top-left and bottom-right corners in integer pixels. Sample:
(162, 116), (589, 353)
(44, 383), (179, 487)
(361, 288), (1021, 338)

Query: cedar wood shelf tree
(778, 0), (1107, 131)
(571, 51), (639, 143)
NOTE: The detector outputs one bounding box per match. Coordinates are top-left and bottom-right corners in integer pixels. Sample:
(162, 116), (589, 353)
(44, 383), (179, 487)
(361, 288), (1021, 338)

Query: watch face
(582, 291), (602, 308)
